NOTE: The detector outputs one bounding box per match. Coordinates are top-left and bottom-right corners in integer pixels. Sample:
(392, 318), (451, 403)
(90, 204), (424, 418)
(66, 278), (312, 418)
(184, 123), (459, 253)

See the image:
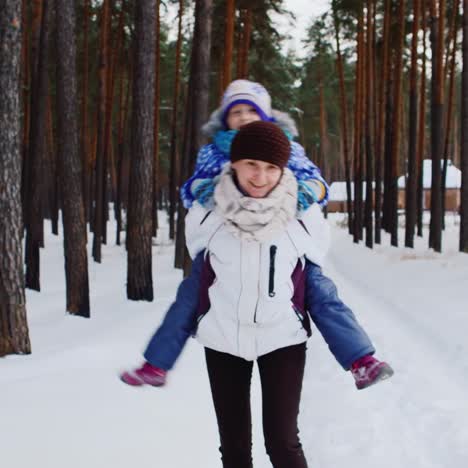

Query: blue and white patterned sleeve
(180, 144), (226, 209)
(288, 141), (329, 210)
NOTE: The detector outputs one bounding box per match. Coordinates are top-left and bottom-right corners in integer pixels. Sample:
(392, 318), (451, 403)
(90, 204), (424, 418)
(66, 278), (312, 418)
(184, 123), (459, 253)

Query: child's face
(232, 159), (282, 198)
(226, 103), (261, 130)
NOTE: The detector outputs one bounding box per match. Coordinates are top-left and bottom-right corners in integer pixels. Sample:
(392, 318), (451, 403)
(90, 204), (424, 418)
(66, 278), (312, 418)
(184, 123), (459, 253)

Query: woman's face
(226, 103), (261, 130)
(232, 159), (282, 198)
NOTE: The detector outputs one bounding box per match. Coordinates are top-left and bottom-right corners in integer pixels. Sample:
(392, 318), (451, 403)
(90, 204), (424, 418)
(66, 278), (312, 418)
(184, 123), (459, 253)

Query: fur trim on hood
(201, 108), (299, 138)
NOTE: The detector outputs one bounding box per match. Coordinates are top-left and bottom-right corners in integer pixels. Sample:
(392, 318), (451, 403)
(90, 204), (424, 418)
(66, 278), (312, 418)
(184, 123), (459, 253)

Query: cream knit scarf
(213, 164), (298, 242)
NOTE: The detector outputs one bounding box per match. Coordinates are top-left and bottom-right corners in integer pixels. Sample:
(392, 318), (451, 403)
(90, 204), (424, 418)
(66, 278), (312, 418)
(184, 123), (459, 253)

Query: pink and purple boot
(351, 355), (393, 390)
(120, 362), (167, 387)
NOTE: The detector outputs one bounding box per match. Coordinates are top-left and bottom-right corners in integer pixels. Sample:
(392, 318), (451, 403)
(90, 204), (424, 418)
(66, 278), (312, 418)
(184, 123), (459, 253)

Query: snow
(398, 159), (462, 189)
(2, 213), (468, 468)
(330, 160), (462, 202)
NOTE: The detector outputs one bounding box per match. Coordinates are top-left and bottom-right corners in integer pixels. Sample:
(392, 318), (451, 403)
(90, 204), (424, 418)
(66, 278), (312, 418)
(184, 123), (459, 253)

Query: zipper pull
(269, 245), (277, 297)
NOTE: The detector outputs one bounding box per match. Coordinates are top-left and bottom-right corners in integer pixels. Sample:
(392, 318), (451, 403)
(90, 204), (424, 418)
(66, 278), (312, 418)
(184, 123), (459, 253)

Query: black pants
(205, 343), (308, 468)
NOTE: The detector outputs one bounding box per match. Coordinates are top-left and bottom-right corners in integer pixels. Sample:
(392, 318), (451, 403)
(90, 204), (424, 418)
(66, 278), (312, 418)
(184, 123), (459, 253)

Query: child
(121, 81), (393, 391)
(180, 79), (328, 212)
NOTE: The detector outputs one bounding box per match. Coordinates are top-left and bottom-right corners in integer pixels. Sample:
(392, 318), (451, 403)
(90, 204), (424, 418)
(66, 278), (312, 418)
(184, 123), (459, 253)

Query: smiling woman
(229, 120), (291, 198)
(232, 159), (283, 198)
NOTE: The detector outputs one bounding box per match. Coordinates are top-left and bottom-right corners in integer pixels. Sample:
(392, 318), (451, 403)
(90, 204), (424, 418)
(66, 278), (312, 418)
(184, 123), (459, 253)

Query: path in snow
(1, 219), (467, 468)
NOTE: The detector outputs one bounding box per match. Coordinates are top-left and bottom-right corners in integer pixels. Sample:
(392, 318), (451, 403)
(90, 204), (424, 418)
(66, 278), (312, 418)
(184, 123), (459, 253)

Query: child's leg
(305, 260), (375, 370)
(143, 250), (205, 371)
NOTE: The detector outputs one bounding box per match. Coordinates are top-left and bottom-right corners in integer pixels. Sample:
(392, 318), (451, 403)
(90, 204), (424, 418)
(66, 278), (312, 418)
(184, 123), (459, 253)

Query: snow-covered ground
(1, 213), (468, 468)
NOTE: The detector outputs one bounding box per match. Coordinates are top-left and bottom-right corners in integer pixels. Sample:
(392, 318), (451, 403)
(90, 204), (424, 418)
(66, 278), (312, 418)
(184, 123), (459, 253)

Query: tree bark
(92, 0), (111, 262)
(152, 0), (161, 236)
(417, 1), (428, 237)
(375, 0), (391, 243)
(55, 0), (90, 317)
(175, 0), (213, 274)
(429, 0), (445, 252)
(222, 0), (235, 89)
(127, 0), (156, 301)
(25, 0), (50, 290)
(332, 0), (353, 234)
(365, 0), (375, 249)
(0, 0), (31, 356)
(389, 0), (406, 247)
(460, 0), (468, 252)
(168, 0), (184, 240)
(353, 7), (364, 244)
(405, 0), (421, 247)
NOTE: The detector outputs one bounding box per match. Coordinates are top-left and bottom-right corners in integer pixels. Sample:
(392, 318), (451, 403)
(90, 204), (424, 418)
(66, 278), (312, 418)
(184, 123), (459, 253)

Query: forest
(1, 0), (467, 357)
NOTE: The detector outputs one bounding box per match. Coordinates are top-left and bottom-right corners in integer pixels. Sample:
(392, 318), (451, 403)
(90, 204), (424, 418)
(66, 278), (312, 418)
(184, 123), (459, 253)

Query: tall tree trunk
(375, 0), (391, 243)
(81, 0), (90, 226)
(429, 0), (445, 252)
(55, 0), (90, 317)
(92, 0), (111, 262)
(175, 0), (213, 273)
(460, 0), (468, 252)
(25, 0), (50, 290)
(389, 0), (406, 247)
(0, 0), (31, 356)
(20, 0), (30, 221)
(405, 0), (421, 247)
(441, 0), (459, 227)
(168, 0), (184, 240)
(364, 0), (375, 249)
(127, 0), (156, 301)
(332, 0), (353, 233)
(417, 1), (428, 237)
(353, 7), (364, 244)
(222, 0), (235, 89)
(152, 0), (161, 236)
(239, 7), (252, 78)
(46, 93), (59, 235)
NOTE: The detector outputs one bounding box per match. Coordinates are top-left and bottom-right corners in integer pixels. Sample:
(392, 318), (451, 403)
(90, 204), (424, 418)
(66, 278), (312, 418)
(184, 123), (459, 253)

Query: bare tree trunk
(20, 0), (30, 221)
(127, 0), (156, 301)
(25, 0), (50, 290)
(332, 0), (353, 233)
(239, 7), (252, 78)
(364, 0), (375, 249)
(81, 0), (90, 226)
(55, 0), (90, 317)
(429, 0), (445, 252)
(152, 0), (161, 236)
(441, 0), (459, 228)
(375, 0), (391, 244)
(405, 0), (421, 247)
(389, 0), (406, 247)
(168, 0), (184, 240)
(222, 0), (235, 89)
(92, 0), (111, 262)
(353, 7), (364, 244)
(0, 0), (31, 356)
(175, 0), (213, 274)
(460, 0), (468, 252)
(417, 2), (428, 237)
(46, 93), (59, 235)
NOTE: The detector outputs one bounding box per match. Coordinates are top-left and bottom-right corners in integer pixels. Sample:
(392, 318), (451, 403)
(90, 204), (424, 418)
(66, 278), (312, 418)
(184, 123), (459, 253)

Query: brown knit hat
(230, 121), (291, 168)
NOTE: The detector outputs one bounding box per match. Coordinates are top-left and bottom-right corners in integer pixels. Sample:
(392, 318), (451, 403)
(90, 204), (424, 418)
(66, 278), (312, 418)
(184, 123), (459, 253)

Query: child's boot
(120, 362), (167, 387)
(351, 355), (393, 390)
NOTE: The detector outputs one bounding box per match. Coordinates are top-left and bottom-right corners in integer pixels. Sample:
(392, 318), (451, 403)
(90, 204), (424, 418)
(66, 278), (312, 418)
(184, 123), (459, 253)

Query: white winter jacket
(185, 202), (330, 361)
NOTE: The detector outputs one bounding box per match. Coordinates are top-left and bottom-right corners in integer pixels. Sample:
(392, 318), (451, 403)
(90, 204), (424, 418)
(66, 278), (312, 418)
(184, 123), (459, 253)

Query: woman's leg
(205, 348), (254, 468)
(258, 343), (308, 468)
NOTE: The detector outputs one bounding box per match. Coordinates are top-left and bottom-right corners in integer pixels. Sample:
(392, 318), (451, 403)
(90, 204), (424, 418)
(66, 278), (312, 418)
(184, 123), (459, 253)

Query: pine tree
(0, 0), (31, 356)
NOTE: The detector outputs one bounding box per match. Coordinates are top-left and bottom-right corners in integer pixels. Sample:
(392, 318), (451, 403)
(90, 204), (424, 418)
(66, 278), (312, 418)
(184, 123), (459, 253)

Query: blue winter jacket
(144, 253), (374, 371)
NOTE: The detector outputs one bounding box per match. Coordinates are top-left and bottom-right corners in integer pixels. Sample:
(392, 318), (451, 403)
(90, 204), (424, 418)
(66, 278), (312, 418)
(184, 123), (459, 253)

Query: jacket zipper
(253, 245), (261, 323)
(268, 245), (277, 297)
